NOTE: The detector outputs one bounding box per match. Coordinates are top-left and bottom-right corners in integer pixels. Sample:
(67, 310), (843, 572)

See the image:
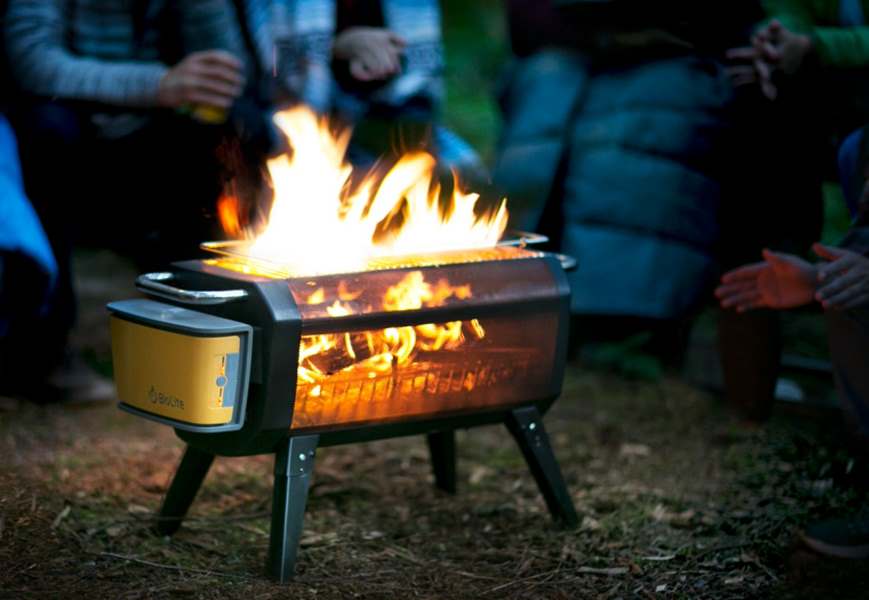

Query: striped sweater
(4, 0), (244, 107)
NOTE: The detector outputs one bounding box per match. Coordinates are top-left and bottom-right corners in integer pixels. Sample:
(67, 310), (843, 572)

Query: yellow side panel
(110, 317), (238, 426)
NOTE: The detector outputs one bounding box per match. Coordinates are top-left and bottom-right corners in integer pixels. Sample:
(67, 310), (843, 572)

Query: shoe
(0, 352), (116, 406)
(45, 353), (116, 406)
(802, 516), (869, 559)
(774, 377), (805, 403)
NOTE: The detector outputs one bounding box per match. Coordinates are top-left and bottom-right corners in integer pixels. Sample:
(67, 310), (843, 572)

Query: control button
(216, 375), (227, 387)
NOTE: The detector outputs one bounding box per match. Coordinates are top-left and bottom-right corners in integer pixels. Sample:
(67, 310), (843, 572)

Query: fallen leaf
(300, 531), (339, 547)
(127, 504), (150, 516)
(51, 506), (71, 530)
(650, 504), (696, 527)
(238, 523), (268, 537)
(620, 443), (651, 457)
(581, 516), (601, 532)
(469, 465), (493, 485)
(577, 566), (628, 576)
(106, 525), (126, 537)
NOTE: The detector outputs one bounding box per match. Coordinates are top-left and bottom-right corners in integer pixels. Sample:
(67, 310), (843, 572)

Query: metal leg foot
(157, 445), (215, 536)
(268, 435), (319, 583)
(505, 406), (578, 527)
(427, 430), (457, 494)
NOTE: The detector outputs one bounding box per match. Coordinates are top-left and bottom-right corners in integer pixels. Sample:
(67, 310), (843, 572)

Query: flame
(217, 195), (243, 237)
(215, 107), (507, 391)
(223, 106), (508, 276)
(297, 271), (485, 385)
(306, 287), (326, 305)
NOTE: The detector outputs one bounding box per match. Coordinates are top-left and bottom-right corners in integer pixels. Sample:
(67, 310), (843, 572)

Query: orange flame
(215, 107), (507, 391)
(217, 195), (243, 238)
(297, 271), (485, 386)
(221, 107), (508, 277)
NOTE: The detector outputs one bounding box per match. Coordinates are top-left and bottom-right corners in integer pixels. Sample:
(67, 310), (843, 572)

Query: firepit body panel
(108, 246), (577, 582)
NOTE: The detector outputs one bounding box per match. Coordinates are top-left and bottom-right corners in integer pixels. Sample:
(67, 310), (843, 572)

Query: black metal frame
(145, 255), (577, 582)
(156, 405), (577, 582)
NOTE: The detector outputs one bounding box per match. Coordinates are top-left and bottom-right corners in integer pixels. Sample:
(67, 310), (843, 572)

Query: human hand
(715, 249), (818, 312)
(813, 243), (869, 310)
(725, 44), (778, 100)
(725, 20), (812, 100)
(157, 50), (245, 110)
(760, 19), (813, 76)
(333, 27), (406, 81)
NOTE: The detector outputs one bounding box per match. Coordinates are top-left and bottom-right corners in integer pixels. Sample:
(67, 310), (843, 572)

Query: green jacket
(764, 0), (869, 67)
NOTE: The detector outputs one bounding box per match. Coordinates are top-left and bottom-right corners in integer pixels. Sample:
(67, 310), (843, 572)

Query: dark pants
(717, 84), (829, 421)
(828, 308), (869, 449)
(0, 99), (270, 395)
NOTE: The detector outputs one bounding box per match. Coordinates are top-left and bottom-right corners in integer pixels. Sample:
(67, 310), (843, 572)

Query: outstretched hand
(715, 249), (817, 312)
(813, 243), (869, 310)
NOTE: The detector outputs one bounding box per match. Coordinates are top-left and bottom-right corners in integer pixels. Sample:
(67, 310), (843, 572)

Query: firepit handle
(136, 272), (249, 305)
(548, 253), (577, 271)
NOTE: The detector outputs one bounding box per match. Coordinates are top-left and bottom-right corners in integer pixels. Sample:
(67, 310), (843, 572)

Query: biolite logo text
(148, 385), (185, 410)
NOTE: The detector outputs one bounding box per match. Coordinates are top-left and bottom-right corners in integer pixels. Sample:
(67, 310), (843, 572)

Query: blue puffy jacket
(493, 50), (732, 320)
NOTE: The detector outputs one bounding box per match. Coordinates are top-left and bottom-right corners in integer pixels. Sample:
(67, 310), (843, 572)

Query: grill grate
(200, 238), (545, 280)
(292, 349), (544, 429)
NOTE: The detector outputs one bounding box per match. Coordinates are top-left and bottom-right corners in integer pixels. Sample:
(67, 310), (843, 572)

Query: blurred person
(715, 184), (869, 558)
(493, 0), (760, 366)
(720, 0), (869, 423)
(0, 112), (58, 408)
(1, 0), (260, 402)
(241, 0), (485, 179)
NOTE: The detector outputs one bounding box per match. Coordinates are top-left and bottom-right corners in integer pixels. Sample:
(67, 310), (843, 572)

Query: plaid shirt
(4, 0), (243, 107)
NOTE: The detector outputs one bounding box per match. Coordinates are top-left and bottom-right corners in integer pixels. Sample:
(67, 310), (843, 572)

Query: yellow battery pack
(108, 299), (252, 432)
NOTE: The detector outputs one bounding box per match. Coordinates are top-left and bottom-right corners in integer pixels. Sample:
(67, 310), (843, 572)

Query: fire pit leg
(268, 434), (319, 583)
(427, 430), (457, 494)
(505, 406), (578, 527)
(156, 445), (215, 536)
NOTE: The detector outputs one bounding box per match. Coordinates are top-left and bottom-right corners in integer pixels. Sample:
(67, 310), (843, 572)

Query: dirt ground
(2, 251), (869, 599)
